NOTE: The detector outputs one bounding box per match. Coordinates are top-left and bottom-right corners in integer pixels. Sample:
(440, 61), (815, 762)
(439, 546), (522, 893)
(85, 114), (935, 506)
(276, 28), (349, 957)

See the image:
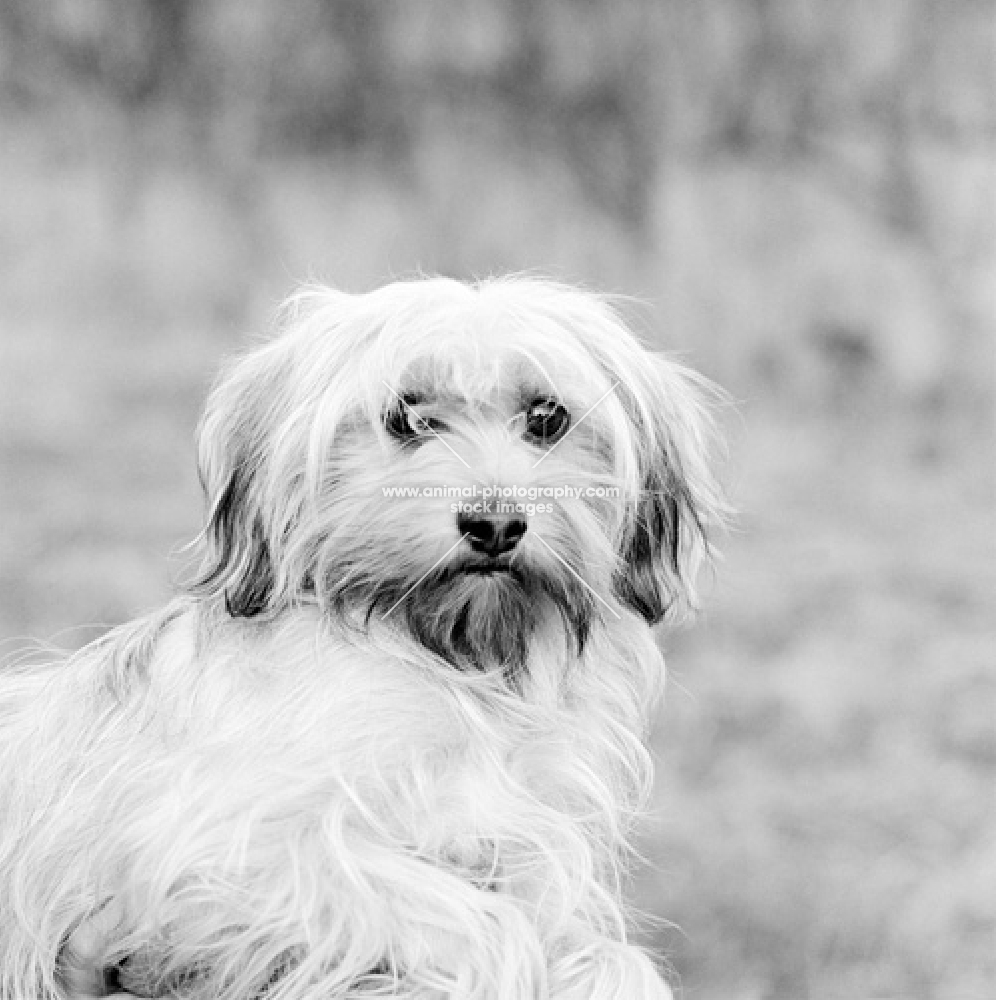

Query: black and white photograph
(0, 3), (993, 999)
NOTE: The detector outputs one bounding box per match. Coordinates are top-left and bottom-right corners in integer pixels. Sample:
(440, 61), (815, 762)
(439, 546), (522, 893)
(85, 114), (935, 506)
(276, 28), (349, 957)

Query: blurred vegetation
(0, 2), (993, 998)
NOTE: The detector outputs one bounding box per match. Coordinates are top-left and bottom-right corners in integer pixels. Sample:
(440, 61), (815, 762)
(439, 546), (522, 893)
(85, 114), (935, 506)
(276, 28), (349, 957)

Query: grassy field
(644, 402), (995, 999)
(1, 138), (993, 999)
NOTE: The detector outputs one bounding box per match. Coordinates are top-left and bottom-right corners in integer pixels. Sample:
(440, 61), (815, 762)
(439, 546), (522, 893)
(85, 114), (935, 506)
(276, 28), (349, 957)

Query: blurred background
(0, 1), (993, 997)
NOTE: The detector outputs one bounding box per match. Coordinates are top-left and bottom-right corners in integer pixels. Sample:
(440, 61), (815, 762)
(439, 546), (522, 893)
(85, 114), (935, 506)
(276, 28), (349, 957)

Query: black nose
(457, 512), (527, 557)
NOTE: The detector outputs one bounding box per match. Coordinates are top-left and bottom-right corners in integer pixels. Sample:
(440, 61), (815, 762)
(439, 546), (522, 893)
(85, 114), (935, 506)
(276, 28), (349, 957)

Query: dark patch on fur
(194, 465), (275, 618)
(222, 517), (274, 618)
(342, 559), (593, 676)
(614, 459), (705, 625)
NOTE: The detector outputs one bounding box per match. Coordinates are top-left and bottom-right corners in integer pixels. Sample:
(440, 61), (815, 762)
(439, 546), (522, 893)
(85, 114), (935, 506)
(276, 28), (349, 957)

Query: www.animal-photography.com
(0, 4), (992, 999)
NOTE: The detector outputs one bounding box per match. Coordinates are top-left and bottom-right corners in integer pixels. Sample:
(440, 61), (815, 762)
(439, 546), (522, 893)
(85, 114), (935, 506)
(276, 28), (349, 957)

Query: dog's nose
(457, 512), (527, 557)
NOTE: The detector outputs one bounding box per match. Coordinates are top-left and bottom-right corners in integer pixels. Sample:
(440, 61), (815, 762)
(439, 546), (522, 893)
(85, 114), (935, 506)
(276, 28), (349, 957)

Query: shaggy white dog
(0, 277), (723, 999)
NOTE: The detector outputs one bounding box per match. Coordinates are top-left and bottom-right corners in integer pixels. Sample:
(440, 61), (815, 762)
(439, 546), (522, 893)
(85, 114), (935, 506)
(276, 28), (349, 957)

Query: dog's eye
(523, 399), (571, 445)
(385, 396), (445, 440)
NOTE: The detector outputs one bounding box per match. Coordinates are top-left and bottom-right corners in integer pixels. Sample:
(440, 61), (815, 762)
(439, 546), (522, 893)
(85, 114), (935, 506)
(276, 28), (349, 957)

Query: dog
(0, 277), (723, 999)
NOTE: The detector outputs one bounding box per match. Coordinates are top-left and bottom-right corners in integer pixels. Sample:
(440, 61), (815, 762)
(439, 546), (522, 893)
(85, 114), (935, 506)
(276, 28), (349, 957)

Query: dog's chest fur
(21, 600), (655, 995)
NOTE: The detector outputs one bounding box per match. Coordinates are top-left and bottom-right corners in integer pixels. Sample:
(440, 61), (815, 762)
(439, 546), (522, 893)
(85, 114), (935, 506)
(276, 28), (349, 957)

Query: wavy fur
(0, 277), (723, 999)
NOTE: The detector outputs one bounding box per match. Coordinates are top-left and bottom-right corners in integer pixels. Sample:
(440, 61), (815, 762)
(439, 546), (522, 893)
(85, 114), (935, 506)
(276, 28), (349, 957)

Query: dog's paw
(59, 900), (139, 998)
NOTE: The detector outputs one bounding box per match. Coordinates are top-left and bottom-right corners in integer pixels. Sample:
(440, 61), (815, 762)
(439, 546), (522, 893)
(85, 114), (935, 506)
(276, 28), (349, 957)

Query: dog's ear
(192, 354), (283, 618)
(612, 357), (724, 625)
(199, 459), (274, 618)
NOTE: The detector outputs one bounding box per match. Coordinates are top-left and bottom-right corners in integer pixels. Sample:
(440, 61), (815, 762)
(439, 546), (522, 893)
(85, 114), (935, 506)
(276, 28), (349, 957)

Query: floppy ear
(612, 357), (724, 625)
(192, 355), (282, 618)
(198, 458), (274, 618)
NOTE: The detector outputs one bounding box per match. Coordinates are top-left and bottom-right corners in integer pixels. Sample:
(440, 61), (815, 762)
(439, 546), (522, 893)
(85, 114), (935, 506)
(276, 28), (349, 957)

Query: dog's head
(193, 278), (723, 675)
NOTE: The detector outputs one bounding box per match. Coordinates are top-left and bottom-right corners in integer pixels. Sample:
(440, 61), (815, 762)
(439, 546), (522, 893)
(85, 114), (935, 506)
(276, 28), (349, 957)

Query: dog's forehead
(386, 311), (618, 396)
(391, 346), (606, 411)
(298, 279), (653, 423)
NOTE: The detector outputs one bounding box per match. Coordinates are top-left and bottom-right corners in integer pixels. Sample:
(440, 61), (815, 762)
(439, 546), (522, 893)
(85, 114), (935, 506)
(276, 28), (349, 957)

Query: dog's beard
(404, 562), (593, 676)
(332, 555), (595, 677)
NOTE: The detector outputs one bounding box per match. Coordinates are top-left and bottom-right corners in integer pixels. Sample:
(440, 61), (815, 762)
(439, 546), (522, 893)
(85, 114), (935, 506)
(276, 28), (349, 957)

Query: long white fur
(0, 277), (723, 999)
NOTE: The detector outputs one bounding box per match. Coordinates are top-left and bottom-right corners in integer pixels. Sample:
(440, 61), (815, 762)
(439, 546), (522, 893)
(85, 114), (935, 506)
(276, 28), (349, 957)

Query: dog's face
(195, 279), (720, 675)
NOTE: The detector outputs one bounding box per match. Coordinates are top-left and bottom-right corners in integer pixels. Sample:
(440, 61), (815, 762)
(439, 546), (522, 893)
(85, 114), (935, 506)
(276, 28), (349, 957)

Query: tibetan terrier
(0, 277), (723, 999)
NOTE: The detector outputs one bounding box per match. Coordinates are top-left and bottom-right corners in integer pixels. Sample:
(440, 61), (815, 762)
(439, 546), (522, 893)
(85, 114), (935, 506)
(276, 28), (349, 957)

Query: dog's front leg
(548, 937), (674, 1000)
(57, 902), (134, 1000)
